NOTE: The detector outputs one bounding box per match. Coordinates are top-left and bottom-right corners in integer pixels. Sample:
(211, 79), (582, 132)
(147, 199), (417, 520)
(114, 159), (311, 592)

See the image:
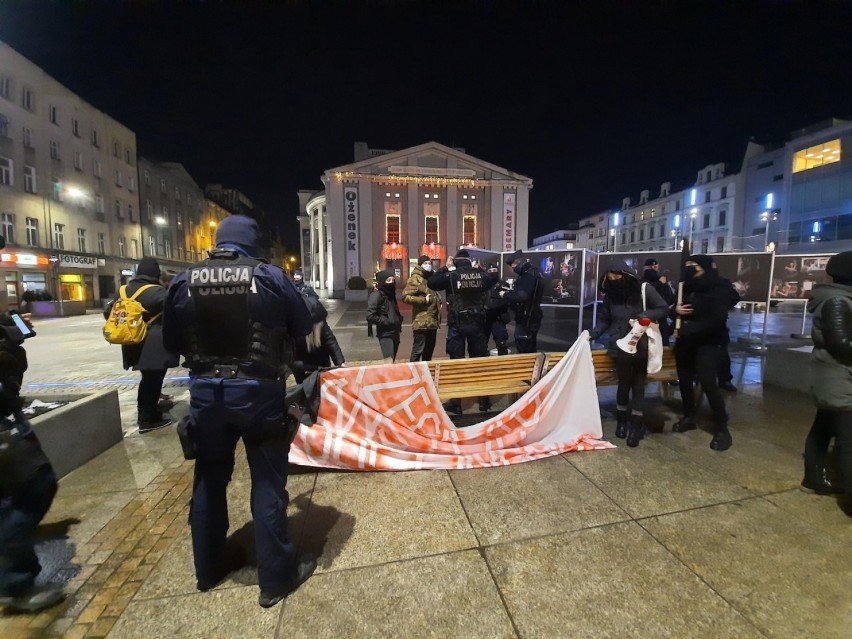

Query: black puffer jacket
(367, 288), (402, 339)
(672, 272), (733, 347)
(502, 261), (544, 330)
(808, 282), (852, 410)
(293, 291), (344, 380)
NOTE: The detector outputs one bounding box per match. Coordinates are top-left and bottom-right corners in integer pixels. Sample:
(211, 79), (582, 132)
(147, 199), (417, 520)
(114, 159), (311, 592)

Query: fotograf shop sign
(59, 254), (98, 269)
(503, 192), (516, 251)
(344, 186), (360, 280)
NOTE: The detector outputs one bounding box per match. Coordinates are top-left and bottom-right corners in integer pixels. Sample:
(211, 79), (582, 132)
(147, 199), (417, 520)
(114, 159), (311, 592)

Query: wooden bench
(427, 352), (546, 401)
(544, 347), (679, 401)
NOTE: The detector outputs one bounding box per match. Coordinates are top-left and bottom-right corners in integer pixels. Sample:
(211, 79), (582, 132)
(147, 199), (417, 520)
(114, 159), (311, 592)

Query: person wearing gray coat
(802, 250), (852, 517)
(590, 262), (668, 447)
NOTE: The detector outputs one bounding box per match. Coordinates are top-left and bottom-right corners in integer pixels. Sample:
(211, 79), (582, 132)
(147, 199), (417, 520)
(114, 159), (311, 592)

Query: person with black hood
(642, 258), (675, 345)
(590, 263), (668, 446)
(500, 250), (544, 353)
(427, 249), (493, 414)
(711, 260), (742, 393)
(367, 270), (403, 362)
(163, 215), (317, 608)
(292, 289), (345, 383)
(104, 257), (178, 433)
(801, 250), (852, 516)
(292, 268), (314, 295)
(402, 255), (441, 362)
(484, 262), (511, 355)
(671, 254), (735, 451)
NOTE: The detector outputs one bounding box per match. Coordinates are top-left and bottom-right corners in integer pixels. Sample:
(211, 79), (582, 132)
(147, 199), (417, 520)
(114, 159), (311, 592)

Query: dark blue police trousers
(187, 377), (296, 594)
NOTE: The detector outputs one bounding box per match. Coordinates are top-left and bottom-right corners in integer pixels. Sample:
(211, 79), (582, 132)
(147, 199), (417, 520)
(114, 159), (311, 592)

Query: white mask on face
(421, 263), (433, 272)
(294, 274), (302, 281)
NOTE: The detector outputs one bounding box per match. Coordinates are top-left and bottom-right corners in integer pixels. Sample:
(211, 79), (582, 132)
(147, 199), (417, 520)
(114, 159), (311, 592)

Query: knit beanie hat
(688, 254), (715, 272)
(136, 257), (160, 279)
(826, 250), (852, 284)
(418, 255), (431, 265)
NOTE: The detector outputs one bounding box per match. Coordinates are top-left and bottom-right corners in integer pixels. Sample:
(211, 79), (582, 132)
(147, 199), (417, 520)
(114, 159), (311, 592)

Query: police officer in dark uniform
(163, 215), (316, 608)
(427, 249), (493, 414)
(484, 263), (510, 356)
(501, 250), (544, 353)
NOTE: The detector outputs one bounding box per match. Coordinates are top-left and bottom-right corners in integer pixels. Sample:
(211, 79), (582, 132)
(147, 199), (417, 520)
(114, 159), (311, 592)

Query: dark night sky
(2, 0), (851, 248)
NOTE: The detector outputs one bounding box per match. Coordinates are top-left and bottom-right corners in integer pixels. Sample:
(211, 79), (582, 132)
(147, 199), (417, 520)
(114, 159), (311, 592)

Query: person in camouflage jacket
(402, 255), (441, 362)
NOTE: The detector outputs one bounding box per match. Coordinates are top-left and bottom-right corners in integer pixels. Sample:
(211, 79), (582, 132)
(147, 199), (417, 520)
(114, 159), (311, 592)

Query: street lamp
(688, 208), (698, 246)
(761, 209), (777, 252)
(610, 212), (620, 252)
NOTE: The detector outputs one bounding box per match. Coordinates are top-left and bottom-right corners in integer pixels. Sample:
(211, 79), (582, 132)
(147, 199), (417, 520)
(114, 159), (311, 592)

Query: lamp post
(688, 208), (698, 246)
(610, 212), (620, 252)
(761, 210), (777, 252)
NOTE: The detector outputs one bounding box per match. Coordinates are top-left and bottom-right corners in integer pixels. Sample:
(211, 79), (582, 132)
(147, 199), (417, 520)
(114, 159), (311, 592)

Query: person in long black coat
(104, 258), (178, 432)
(292, 290), (345, 383)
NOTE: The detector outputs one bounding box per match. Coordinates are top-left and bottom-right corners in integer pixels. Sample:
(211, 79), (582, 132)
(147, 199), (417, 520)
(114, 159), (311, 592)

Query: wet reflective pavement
(1, 302), (849, 638)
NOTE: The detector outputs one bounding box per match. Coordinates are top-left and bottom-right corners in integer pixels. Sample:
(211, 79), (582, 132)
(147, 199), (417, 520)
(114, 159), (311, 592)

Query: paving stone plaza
(1, 302), (849, 638)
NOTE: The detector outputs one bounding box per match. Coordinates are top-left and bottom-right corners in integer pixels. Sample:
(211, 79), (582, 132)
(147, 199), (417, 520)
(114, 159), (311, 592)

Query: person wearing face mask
(499, 250), (544, 353)
(589, 263), (668, 446)
(367, 270), (403, 363)
(801, 250), (852, 516)
(292, 269), (315, 296)
(642, 258), (675, 345)
(671, 254), (735, 451)
(402, 256), (441, 362)
(485, 263), (511, 356)
(427, 250), (493, 414)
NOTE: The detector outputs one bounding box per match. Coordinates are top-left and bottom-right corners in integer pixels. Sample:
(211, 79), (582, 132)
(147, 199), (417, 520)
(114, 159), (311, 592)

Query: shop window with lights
(424, 215), (439, 244)
(386, 213), (400, 244)
(793, 138), (841, 173)
(463, 215), (477, 246)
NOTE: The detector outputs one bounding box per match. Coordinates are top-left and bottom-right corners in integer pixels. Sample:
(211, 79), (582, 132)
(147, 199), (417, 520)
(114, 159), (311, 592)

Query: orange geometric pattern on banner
(290, 334), (613, 471)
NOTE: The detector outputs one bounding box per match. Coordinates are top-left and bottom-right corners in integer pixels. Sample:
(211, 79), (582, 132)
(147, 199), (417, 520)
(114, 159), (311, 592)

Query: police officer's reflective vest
(182, 250), (292, 379)
(448, 265), (487, 319)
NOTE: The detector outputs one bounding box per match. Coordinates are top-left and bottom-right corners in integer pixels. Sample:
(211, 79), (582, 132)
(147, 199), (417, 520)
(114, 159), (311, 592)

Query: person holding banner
(801, 250), (852, 516)
(671, 255), (734, 451)
(589, 263), (667, 447)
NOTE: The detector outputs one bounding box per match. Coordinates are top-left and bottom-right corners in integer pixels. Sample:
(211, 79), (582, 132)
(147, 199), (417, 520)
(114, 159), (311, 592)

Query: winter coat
(367, 288), (403, 339)
(591, 266), (668, 358)
(402, 265), (440, 330)
(671, 273), (735, 347)
(104, 275), (179, 371)
(502, 262), (544, 330)
(807, 282), (852, 410)
(293, 291), (345, 379)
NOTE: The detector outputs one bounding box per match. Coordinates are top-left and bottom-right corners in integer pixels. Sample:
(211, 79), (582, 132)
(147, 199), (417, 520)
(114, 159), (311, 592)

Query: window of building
(148, 235), (155, 256)
(112, 140), (120, 158)
(74, 151), (83, 171)
(705, 191), (711, 203)
(424, 215), (439, 244)
(131, 238), (138, 259)
(0, 75), (12, 100)
(719, 209), (727, 226)
(95, 194), (104, 213)
(72, 118), (80, 137)
(0, 114), (7, 138)
(1, 213), (15, 243)
(703, 213), (711, 229)
(115, 199), (122, 218)
(639, 211), (645, 221)
(23, 165), (36, 193)
(21, 87), (33, 111)
(793, 138), (841, 173)
(52, 178), (62, 201)
(128, 176), (135, 192)
(175, 187), (181, 200)
(54, 223), (65, 250)
(639, 229), (645, 241)
(187, 193), (193, 206)
(676, 201), (682, 211)
(118, 236), (125, 258)
(649, 226), (655, 239)
(0, 156), (12, 185)
(161, 205), (168, 221)
(115, 169), (123, 187)
(144, 170), (150, 185)
(386, 214), (400, 244)
(650, 208), (656, 218)
(176, 212), (183, 228)
(630, 231), (635, 243)
(97, 232), (105, 255)
(77, 228), (86, 253)
(160, 178), (166, 193)
(721, 186), (728, 198)
(22, 127), (32, 148)
(701, 239), (709, 253)
(716, 237), (725, 252)
(93, 159), (101, 178)
(164, 238), (171, 259)
(125, 148), (132, 165)
(146, 200), (153, 220)
(659, 223), (665, 237)
(49, 105), (58, 124)
(91, 128), (100, 147)
(49, 140), (59, 160)
(26, 217), (38, 246)
(621, 232), (626, 245)
(460, 215), (475, 245)
(128, 203), (135, 222)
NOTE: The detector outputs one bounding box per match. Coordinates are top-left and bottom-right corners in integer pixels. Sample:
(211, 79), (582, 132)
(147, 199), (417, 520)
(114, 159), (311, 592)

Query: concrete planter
(764, 345), (812, 395)
(28, 389), (123, 478)
(27, 300), (88, 317)
(344, 289), (368, 302)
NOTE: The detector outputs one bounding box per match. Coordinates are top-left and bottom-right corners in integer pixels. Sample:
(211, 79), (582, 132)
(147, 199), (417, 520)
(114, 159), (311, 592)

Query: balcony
(420, 242), (446, 261)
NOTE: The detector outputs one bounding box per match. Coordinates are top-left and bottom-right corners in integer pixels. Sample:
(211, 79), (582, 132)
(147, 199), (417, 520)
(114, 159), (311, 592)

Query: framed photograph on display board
(597, 251), (682, 301)
(582, 250), (598, 306)
(770, 254), (833, 300)
(710, 253), (773, 303)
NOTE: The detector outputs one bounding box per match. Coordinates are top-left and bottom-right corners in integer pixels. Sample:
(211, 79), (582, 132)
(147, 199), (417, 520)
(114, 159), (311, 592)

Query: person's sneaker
(0, 585), (65, 613)
(258, 555), (317, 608)
(710, 429), (733, 451)
(138, 418), (172, 433)
(442, 401), (463, 415)
(719, 381), (738, 392)
(672, 416), (697, 433)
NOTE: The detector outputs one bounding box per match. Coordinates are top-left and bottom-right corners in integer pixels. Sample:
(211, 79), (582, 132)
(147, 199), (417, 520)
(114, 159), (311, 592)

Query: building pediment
(326, 141), (532, 185)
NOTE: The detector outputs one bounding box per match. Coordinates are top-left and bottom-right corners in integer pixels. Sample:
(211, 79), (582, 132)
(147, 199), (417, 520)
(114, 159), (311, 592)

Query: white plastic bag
(641, 282), (663, 374)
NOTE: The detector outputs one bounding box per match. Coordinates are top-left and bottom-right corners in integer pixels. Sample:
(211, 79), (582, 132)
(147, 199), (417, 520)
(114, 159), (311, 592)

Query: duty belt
(192, 364), (281, 381)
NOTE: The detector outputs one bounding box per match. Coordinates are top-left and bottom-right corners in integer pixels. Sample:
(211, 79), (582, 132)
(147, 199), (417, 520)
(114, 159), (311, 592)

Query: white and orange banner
(290, 334), (612, 471)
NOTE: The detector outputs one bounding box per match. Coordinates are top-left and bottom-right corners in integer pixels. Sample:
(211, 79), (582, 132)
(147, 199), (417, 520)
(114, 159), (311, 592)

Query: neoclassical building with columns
(297, 141), (533, 297)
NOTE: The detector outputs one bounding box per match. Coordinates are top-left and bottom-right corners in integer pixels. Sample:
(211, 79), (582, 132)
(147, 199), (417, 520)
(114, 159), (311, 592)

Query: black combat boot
(442, 400), (463, 415)
(615, 410), (629, 439)
(479, 397), (492, 413)
(626, 414), (645, 448)
(496, 341), (509, 356)
(672, 416), (697, 433)
(710, 427), (732, 451)
(801, 457), (843, 495)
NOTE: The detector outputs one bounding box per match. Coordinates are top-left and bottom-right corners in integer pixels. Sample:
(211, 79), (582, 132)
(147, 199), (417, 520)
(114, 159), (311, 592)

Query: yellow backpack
(103, 284), (161, 345)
